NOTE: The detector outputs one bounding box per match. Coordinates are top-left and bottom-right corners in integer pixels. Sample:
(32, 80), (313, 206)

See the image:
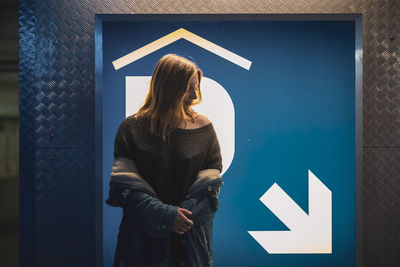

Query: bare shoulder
(195, 113), (211, 127)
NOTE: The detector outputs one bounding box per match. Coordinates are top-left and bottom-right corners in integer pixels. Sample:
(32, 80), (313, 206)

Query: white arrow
(248, 170), (332, 254)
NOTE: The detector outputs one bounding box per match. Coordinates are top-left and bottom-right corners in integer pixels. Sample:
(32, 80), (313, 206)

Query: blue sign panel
(101, 17), (357, 266)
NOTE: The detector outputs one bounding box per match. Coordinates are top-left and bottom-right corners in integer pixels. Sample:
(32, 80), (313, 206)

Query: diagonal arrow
(248, 170), (332, 254)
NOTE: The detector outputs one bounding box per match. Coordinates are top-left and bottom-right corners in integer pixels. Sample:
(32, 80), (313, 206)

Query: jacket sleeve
(122, 187), (178, 239)
(107, 181), (178, 239)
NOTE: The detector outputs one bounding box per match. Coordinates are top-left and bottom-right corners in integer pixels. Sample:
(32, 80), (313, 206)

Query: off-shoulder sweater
(113, 114), (223, 206)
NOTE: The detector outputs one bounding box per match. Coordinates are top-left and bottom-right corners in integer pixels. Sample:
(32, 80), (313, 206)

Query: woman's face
(183, 73), (199, 108)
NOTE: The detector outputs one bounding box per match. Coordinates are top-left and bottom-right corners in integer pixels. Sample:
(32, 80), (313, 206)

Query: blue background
(102, 20), (355, 266)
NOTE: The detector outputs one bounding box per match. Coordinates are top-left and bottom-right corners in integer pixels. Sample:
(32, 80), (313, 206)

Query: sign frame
(94, 13), (363, 266)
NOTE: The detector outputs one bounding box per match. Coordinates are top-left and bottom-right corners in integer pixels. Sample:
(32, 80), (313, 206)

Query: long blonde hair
(135, 54), (203, 141)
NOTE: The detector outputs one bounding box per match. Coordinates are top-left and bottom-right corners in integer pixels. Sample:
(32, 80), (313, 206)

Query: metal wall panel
(18, 0), (36, 266)
(19, 0), (400, 266)
(364, 147), (400, 267)
(34, 147), (95, 266)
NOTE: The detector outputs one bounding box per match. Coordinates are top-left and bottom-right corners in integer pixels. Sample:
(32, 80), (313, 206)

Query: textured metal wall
(18, 0), (400, 266)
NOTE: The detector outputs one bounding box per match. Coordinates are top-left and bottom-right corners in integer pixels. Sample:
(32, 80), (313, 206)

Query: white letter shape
(125, 76), (234, 175)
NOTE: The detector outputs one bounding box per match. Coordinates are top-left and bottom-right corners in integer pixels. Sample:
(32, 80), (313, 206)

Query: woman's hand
(173, 207), (193, 235)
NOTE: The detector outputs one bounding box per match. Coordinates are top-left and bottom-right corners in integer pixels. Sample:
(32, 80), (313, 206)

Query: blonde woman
(106, 54), (223, 266)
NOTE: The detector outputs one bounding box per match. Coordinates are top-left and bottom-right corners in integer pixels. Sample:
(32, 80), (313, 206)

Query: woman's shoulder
(194, 113), (211, 128)
(119, 114), (137, 127)
(116, 114), (142, 134)
(175, 113), (211, 131)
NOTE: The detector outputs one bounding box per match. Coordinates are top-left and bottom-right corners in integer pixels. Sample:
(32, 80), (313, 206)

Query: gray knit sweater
(113, 114), (223, 206)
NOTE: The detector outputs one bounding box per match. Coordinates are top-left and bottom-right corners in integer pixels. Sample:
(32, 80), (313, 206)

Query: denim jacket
(106, 157), (223, 267)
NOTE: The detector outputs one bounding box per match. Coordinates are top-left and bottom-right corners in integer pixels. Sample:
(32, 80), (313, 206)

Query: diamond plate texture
(18, 0), (36, 266)
(364, 147), (400, 267)
(34, 147), (95, 267)
(18, 0), (400, 266)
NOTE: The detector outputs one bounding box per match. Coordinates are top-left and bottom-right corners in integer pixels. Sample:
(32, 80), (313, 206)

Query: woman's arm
(107, 178), (193, 238)
(122, 189), (194, 236)
(121, 187), (178, 238)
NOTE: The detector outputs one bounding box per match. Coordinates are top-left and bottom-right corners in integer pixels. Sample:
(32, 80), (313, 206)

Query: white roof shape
(112, 28), (252, 71)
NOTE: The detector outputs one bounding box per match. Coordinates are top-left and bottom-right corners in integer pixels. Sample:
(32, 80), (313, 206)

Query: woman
(106, 54), (223, 266)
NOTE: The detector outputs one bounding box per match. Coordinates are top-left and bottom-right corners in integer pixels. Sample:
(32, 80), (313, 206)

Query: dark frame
(95, 13), (363, 266)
